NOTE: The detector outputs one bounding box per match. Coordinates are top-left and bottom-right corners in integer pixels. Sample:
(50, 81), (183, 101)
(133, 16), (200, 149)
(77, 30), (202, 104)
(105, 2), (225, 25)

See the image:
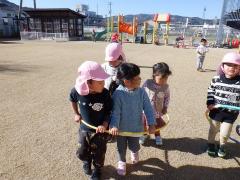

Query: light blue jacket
(110, 85), (156, 132)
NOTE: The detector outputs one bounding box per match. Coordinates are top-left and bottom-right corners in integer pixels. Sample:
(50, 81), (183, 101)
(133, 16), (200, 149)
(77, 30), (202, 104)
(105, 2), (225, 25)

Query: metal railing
(20, 31), (69, 41)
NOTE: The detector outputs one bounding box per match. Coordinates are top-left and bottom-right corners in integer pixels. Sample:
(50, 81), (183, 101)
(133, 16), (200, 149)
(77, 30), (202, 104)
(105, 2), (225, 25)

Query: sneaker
(82, 161), (92, 175)
(117, 161), (126, 176)
(139, 135), (148, 145)
(218, 145), (227, 158)
(90, 168), (101, 180)
(155, 136), (163, 145)
(207, 143), (216, 157)
(130, 151), (139, 164)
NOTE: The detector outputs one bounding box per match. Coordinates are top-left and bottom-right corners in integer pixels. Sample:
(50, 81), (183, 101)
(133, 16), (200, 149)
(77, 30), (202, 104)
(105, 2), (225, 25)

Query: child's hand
(96, 125), (106, 133)
(110, 127), (119, 136)
(74, 114), (82, 123)
(162, 107), (167, 115)
(207, 104), (215, 111)
(148, 125), (156, 134)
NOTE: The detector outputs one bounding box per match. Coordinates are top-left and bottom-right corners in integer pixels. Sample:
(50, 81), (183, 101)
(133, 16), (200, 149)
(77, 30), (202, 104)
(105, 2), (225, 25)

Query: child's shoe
(207, 143), (216, 157)
(117, 161), (126, 176)
(90, 168), (101, 180)
(139, 135), (148, 145)
(130, 151), (139, 164)
(155, 136), (163, 146)
(217, 145), (227, 158)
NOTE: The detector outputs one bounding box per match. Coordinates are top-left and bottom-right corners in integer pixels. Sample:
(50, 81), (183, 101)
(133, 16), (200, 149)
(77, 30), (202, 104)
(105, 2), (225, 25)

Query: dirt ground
(0, 40), (240, 180)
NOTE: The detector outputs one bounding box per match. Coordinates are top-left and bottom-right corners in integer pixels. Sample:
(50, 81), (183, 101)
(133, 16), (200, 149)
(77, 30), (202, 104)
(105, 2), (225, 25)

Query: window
(2, 18), (8, 25)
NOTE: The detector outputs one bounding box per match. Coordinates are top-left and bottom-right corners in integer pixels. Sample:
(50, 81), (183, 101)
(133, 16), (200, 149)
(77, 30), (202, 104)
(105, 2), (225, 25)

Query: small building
(0, 0), (19, 38)
(22, 8), (86, 40)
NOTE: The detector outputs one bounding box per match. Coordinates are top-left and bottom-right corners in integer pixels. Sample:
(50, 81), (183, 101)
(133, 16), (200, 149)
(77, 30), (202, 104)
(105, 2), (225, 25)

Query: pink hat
(222, 52), (240, 65)
(105, 43), (126, 62)
(111, 32), (119, 41)
(75, 61), (109, 95)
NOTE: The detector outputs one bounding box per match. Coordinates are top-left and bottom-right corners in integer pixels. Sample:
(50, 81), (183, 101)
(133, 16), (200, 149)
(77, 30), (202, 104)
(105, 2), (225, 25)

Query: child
(109, 63), (156, 176)
(111, 32), (119, 43)
(102, 43), (126, 95)
(196, 38), (208, 71)
(140, 62), (172, 145)
(92, 29), (96, 42)
(69, 61), (112, 179)
(207, 52), (240, 158)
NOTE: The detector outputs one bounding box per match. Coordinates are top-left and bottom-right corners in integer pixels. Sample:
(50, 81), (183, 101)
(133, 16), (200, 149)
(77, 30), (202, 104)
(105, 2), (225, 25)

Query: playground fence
(20, 32), (69, 41)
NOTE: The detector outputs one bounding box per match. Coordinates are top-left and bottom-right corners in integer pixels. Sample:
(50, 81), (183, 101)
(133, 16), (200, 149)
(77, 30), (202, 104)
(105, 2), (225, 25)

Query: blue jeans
(196, 56), (205, 69)
(117, 136), (140, 162)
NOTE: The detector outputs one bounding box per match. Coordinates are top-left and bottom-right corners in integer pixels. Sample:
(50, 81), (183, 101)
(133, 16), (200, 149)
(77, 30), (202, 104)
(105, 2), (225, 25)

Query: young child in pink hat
(207, 52), (240, 158)
(102, 43), (126, 96)
(69, 61), (112, 180)
(111, 32), (119, 43)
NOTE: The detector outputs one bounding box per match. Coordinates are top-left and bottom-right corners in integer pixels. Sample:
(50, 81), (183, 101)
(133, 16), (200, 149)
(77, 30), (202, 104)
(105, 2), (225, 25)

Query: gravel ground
(0, 41), (239, 180)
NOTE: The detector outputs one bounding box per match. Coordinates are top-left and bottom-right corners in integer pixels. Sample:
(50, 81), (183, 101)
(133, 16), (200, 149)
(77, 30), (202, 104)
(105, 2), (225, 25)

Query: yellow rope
(81, 114), (169, 137)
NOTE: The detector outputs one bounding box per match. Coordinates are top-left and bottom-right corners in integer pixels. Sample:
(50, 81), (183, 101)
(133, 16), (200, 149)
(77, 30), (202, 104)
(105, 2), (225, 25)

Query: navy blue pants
(76, 130), (108, 168)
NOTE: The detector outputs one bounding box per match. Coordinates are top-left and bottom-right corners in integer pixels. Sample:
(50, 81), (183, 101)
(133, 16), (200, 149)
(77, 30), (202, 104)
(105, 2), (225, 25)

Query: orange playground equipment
(118, 15), (137, 35)
(107, 15), (138, 43)
(118, 15), (138, 42)
(153, 13), (170, 45)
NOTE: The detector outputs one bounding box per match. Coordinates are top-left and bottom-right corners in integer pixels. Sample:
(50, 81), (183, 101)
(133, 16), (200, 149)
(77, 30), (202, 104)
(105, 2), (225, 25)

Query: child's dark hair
(117, 63), (140, 85)
(152, 62), (172, 79)
(201, 38), (207, 43)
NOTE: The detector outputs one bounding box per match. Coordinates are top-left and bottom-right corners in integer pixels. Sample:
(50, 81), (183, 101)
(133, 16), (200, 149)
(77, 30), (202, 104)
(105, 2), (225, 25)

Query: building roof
(223, 9), (240, 30)
(0, 0), (18, 12)
(23, 8), (87, 19)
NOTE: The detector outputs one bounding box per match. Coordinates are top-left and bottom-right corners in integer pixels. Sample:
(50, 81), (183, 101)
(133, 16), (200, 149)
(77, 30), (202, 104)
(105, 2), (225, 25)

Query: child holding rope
(109, 63), (156, 176)
(102, 43), (126, 96)
(206, 52), (240, 158)
(140, 62), (172, 146)
(69, 61), (112, 180)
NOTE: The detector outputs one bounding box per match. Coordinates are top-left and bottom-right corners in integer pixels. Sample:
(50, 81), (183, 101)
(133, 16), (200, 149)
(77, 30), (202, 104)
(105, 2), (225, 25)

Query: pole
(216, 0), (228, 45)
(133, 16), (135, 43)
(34, 0), (36, 9)
(143, 22), (147, 44)
(18, 0), (23, 19)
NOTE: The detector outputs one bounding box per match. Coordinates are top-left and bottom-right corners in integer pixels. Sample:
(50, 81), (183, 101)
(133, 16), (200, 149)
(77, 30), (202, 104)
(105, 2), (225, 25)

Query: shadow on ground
(202, 69), (216, 72)
(143, 137), (240, 157)
(0, 64), (40, 74)
(0, 41), (22, 44)
(103, 157), (240, 180)
(102, 137), (240, 179)
(0, 39), (21, 44)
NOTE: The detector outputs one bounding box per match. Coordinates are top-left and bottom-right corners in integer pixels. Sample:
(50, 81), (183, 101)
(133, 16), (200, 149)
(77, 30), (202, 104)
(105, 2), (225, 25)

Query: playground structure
(94, 0), (240, 49)
(106, 14), (171, 45)
(216, 0), (240, 47)
(152, 13), (170, 45)
(106, 15), (138, 43)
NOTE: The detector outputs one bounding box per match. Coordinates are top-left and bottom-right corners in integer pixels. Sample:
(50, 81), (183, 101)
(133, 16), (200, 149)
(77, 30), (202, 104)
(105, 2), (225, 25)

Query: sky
(9, 0), (223, 19)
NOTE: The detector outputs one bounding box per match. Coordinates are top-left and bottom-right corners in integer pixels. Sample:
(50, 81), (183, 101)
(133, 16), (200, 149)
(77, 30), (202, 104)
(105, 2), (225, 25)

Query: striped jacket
(207, 75), (240, 107)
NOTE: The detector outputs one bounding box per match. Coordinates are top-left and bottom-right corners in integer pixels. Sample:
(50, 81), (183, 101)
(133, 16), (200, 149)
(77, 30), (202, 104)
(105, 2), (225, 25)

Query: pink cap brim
(75, 70), (109, 95)
(106, 51), (126, 62)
